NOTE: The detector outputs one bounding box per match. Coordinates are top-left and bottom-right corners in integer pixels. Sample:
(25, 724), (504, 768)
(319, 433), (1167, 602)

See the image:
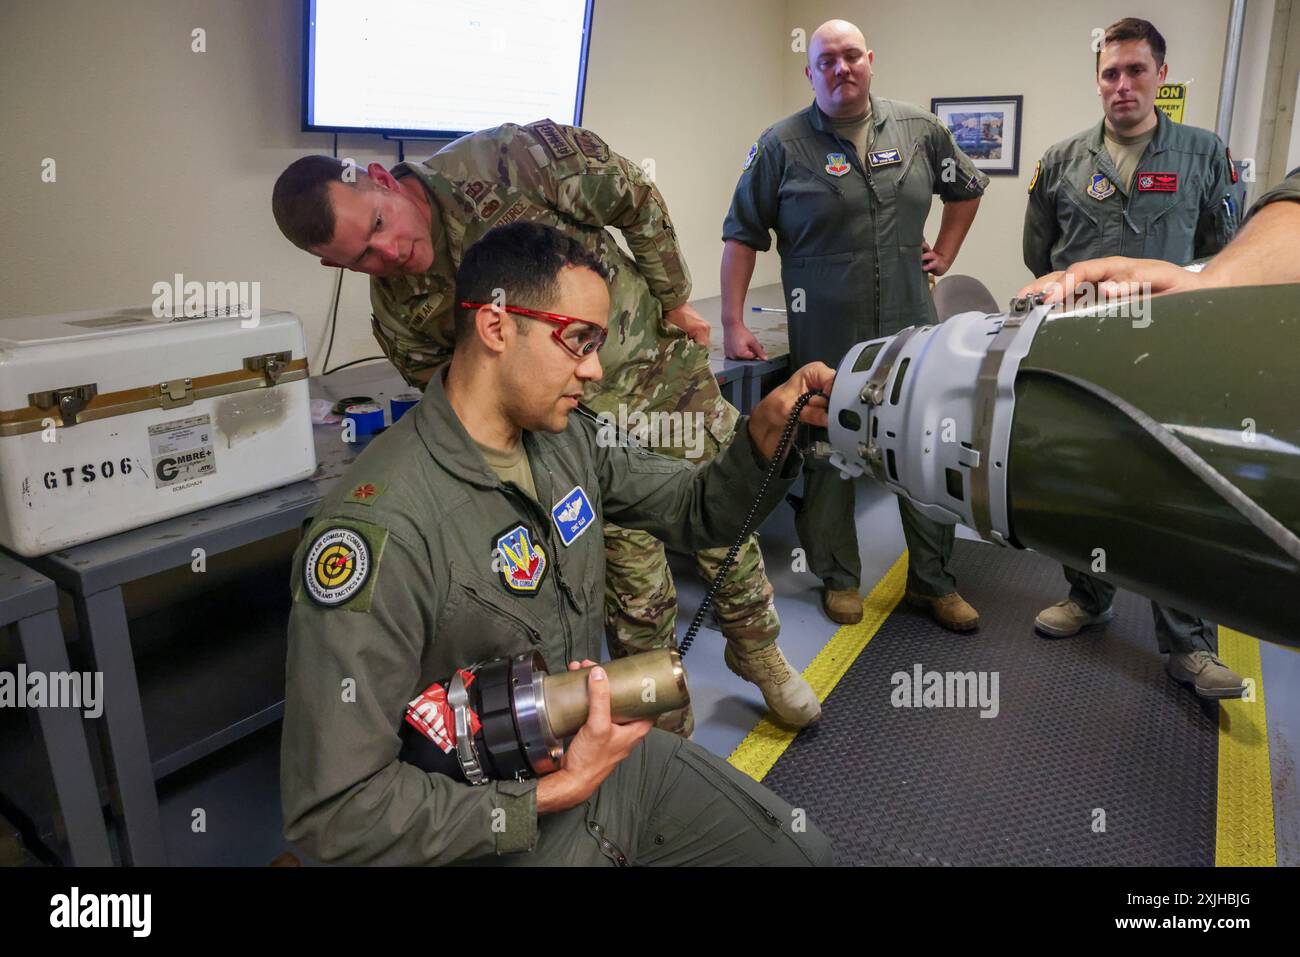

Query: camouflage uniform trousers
(593, 337), (781, 667)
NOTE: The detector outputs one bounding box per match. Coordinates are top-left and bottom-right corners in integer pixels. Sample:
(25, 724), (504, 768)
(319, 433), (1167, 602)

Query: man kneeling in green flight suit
(281, 222), (834, 865)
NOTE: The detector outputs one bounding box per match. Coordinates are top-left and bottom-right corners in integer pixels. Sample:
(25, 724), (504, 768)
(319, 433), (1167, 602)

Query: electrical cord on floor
(678, 389), (824, 657)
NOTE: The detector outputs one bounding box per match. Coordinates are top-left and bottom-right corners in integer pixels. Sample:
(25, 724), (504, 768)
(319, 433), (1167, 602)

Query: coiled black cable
(679, 389), (824, 657)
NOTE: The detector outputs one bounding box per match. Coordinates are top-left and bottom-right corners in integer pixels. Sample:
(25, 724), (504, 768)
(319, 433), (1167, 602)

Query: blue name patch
(551, 485), (596, 547)
(868, 148), (902, 167)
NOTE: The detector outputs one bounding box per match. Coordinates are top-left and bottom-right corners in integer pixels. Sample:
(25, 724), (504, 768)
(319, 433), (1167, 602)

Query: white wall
(1229, 0), (1276, 197)
(0, 0), (1272, 368)
(784, 0), (1246, 298)
(0, 0), (785, 372)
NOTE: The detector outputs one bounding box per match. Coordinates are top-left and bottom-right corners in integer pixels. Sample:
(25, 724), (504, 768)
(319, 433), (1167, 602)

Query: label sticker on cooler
(148, 414), (217, 489)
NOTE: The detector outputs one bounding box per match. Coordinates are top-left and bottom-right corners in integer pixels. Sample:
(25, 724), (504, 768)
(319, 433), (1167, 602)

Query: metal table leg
(14, 609), (114, 865)
(74, 587), (165, 865)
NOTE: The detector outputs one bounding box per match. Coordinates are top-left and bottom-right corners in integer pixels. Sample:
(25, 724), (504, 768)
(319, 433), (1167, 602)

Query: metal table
(0, 552), (113, 865)
(20, 361), (407, 865)
(696, 283), (792, 413)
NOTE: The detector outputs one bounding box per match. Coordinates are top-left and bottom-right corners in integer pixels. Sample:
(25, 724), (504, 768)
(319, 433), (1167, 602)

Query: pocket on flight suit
(671, 744), (783, 843)
(1056, 187), (1104, 263)
(439, 561), (547, 662)
(1138, 185), (1200, 262)
(781, 251), (865, 368)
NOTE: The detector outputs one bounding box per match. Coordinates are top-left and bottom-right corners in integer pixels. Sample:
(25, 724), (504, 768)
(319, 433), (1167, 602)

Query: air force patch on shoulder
(496, 524), (548, 594)
(305, 526), (372, 607)
(551, 485), (595, 546)
(742, 141), (761, 171)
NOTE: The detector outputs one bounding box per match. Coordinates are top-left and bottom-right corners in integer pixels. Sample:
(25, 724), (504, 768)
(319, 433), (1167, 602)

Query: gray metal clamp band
(448, 670), (488, 786)
(970, 304), (1048, 544)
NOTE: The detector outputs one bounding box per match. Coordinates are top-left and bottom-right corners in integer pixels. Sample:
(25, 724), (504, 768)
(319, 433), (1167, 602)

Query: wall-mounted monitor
(302, 0), (594, 138)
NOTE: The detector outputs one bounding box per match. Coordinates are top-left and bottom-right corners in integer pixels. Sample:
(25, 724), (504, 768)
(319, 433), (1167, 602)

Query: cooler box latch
(244, 351), (293, 386)
(28, 384), (99, 428)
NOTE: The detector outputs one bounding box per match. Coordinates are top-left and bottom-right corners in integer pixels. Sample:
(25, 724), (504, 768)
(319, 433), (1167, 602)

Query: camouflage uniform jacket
(369, 121), (735, 446)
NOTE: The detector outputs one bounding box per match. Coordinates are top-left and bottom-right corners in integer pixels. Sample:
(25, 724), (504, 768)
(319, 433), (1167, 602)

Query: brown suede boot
(906, 590), (980, 632)
(822, 587), (863, 624)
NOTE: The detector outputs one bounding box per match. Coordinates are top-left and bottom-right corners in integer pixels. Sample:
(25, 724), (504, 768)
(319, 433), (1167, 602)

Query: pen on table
(750, 306), (788, 314)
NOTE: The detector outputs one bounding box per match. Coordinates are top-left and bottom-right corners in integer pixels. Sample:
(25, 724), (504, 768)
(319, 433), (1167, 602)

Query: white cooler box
(0, 306), (317, 557)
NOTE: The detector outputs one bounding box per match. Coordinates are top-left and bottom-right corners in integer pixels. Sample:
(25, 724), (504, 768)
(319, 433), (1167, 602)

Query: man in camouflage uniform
(272, 121), (820, 730)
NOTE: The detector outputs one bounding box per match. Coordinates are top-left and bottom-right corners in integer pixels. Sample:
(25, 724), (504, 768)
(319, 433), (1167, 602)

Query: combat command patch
(303, 525), (377, 609)
(495, 524), (548, 595)
(528, 120), (577, 160)
(825, 151), (851, 176)
(295, 519), (390, 612)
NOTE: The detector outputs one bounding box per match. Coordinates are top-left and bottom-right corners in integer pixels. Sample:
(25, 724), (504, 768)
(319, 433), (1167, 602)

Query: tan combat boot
(1166, 650), (1248, 700)
(822, 588), (863, 624)
(906, 591), (980, 632)
(725, 643), (822, 728)
(1034, 599), (1114, 638)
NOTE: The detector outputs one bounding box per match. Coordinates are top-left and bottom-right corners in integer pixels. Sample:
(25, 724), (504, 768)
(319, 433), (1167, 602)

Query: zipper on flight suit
(844, 135), (884, 333)
(587, 821), (629, 866)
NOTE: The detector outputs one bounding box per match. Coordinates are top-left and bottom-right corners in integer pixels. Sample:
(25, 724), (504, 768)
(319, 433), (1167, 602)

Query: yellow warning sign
(1155, 83), (1186, 123)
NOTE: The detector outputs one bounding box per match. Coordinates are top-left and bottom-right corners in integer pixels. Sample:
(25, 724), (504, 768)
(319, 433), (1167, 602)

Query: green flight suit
(366, 120), (781, 675)
(1023, 109), (1239, 654)
(281, 370), (831, 866)
(723, 96), (989, 597)
(1246, 166), (1300, 218)
(1023, 109), (1238, 276)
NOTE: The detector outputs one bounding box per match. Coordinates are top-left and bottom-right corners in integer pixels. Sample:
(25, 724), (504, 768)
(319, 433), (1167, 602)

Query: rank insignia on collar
(1087, 173), (1116, 200)
(496, 524), (548, 594)
(347, 481), (383, 506)
(825, 152), (851, 176)
(551, 485), (595, 547)
(1137, 172), (1178, 192)
(868, 148), (902, 167)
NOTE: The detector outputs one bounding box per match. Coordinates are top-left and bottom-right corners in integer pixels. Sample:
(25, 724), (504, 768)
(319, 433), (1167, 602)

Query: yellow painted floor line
(1216, 627), (1276, 867)
(729, 552), (907, 782)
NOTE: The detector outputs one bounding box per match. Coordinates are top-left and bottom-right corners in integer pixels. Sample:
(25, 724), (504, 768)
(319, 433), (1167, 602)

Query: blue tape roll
(390, 391), (421, 422)
(343, 402), (385, 436)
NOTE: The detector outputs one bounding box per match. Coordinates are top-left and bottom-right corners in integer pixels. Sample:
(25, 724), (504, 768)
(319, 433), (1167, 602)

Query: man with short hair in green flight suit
(280, 222), (835, 866)
(1022, 17), (1245, 699)
(721, 19), (988, 632)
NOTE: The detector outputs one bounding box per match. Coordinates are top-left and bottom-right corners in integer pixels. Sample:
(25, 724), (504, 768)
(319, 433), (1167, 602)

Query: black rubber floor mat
(762, 540), (1219, 865)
